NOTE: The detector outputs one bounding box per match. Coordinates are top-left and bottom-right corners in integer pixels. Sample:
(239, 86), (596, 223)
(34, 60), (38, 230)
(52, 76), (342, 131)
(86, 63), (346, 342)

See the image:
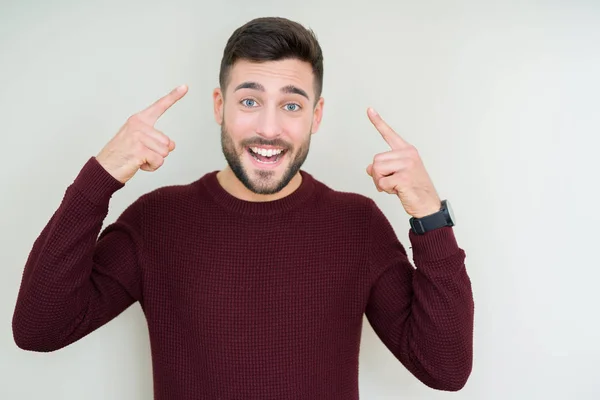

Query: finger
(368, 163), (387, 192)
(139, 85), (188, 124)
(367, 108), (410, 150)
(369, 158), (410, 193)
(372, 150), (403, 164)
(139, 133), (171, 158)
(137, 125), (174, 148)
(373, 159), (411, 177)
(136, 125), (176, 152)
(370, 173), (384, 192)
(377, 175), (400, 194)
(140, 149), (165, 172)
(369, 149), (409, 177)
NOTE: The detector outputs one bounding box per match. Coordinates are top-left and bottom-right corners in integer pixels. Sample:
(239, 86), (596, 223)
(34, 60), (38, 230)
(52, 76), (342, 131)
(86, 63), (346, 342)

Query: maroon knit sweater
(12, 156), (474, 399)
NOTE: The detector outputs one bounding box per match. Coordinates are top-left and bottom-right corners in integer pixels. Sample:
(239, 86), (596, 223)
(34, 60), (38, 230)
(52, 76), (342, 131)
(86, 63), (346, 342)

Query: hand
(366, 108), (441, 219)
(95, 85), (188, 184)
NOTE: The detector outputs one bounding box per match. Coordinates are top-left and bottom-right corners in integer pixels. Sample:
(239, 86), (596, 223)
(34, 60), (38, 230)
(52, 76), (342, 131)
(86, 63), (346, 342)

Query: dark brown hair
(219, 17), (324, 101)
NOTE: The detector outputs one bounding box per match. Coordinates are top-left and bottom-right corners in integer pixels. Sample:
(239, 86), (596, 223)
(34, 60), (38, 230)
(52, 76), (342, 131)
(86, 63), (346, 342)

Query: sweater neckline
(200, 170), (317, 215)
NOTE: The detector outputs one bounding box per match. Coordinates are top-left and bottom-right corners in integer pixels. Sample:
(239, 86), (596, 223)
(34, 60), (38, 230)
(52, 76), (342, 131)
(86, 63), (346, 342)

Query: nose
(255, 106), (283, 139)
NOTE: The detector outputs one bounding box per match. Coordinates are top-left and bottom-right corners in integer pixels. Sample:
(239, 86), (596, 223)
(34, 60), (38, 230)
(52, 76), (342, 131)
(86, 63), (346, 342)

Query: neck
(216, 167), (303, 202)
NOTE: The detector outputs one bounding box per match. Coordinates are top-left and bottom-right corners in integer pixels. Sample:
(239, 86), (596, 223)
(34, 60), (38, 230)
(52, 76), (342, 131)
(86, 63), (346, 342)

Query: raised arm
(12, 85), (187, 351)
(12, 161), (144, 351)
(363, 107), (474, 390)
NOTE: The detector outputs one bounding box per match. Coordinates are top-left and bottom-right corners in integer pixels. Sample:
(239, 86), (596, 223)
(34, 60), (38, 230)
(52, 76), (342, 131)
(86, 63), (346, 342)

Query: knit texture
(13, 156), (474, 399)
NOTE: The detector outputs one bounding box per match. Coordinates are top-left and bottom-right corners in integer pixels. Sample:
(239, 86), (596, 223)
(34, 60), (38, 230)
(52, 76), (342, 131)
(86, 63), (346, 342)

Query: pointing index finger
(367, 107), (409, 150)
(140, 85), (188, 124)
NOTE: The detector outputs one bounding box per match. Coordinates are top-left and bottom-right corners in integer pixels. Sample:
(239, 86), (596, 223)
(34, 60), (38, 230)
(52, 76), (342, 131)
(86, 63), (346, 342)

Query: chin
(242, 155), (293, 195)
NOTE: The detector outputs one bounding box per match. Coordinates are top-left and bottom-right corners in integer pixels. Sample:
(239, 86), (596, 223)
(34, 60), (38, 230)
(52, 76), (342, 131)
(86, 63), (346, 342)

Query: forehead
(227, 59), (315, 99)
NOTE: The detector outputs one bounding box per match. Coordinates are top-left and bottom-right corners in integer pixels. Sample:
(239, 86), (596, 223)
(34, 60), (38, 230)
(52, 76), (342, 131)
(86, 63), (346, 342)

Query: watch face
(444, 200), (455, 224)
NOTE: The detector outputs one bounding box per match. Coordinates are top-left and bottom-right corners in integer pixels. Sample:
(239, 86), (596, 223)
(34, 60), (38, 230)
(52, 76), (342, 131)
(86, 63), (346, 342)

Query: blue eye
(284, 103), (301, 112)
(241, 99), (257, 107)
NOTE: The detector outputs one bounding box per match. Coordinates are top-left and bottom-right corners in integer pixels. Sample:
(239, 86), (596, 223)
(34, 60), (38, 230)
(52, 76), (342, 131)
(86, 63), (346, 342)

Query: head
(213, 17), (325, 196)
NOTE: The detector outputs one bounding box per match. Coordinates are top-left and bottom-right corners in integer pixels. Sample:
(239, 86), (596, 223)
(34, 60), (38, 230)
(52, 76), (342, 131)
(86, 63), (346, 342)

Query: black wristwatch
(409, 200), (455, 235)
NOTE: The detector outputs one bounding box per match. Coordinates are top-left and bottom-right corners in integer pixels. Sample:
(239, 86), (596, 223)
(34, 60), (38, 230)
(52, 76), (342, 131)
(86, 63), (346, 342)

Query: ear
(310, 97), (325, 134)
(213, 88), (224, 125)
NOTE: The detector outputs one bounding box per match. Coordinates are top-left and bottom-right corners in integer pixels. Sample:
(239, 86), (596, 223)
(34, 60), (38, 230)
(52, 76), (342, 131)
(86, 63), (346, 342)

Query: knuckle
(153, 156), (165, 168)
(124, 127), (141, 142)
(127, 114), (142, 125)
(153, 128), (164, 136)
(131, 129), (143, 139)
(158, 134), (170, 146)
(134, 141), (146, 155)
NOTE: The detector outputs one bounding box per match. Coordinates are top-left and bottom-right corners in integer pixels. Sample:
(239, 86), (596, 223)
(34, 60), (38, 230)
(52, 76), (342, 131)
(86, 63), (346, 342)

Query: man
(12, 16), (474, 399)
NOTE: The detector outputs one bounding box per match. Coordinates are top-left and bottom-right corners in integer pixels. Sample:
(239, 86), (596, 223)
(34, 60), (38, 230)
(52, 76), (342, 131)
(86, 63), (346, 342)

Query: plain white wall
(1, 0), (599, 398)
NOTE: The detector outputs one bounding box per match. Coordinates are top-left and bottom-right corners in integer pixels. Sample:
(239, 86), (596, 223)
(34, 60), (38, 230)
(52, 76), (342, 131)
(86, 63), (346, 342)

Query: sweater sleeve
(364, 200), (474, 391)
(12, 157), (145, 352)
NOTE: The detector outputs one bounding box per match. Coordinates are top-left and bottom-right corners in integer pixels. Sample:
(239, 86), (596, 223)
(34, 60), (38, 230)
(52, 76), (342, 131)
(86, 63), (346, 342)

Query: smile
(247, 146), (287, 164)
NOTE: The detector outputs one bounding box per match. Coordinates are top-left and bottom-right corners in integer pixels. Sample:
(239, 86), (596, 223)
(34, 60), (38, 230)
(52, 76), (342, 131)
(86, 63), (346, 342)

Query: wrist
(72, 157), (125, 206)
(409, 200), (455, 235)
(410, 205), (442, 219)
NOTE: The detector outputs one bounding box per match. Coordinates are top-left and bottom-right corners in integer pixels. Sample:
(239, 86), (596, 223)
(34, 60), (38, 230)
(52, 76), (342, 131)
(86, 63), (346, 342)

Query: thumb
(366, 163), (373, 176)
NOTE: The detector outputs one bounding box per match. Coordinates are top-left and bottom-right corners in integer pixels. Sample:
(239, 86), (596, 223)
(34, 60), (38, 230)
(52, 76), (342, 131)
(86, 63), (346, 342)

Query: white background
(1, 0), (599, 398)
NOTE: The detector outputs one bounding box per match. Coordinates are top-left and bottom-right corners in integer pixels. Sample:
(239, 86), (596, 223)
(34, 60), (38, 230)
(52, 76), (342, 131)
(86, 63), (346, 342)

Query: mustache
(241, 137), (292, 149)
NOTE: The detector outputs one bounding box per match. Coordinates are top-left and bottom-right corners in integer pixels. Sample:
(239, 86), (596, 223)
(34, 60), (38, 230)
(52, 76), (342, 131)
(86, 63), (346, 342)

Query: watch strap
(409, 200), (454, 234)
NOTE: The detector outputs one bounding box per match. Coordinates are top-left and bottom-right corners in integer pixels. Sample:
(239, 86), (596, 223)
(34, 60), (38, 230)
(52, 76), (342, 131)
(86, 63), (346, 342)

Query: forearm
(403, 227), (474, 390)
(366, 223), (474, 391)
(12, 158), (139, 352)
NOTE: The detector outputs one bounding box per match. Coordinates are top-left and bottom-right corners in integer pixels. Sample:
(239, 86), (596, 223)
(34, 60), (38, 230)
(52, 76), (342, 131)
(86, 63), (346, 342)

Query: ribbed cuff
(70, 157), (125, 206)
(409, 226), (461, 262)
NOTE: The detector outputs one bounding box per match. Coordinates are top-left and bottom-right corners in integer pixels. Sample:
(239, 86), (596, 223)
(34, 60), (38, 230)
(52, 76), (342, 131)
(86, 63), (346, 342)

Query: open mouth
(247, 146), (287, 164)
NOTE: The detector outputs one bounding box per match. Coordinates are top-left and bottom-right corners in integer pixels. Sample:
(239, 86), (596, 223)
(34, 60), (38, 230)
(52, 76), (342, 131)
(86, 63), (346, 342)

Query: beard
(220, 122), (311, 195)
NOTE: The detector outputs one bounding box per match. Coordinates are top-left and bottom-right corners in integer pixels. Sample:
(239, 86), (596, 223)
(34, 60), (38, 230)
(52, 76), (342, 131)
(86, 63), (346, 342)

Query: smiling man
(216, 59), (320, 199)
(215, 51), (324, 200)
(12, 17), (474, 400)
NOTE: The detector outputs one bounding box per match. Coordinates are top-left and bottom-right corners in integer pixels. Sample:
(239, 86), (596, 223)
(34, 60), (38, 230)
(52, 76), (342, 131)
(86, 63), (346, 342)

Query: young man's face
(213, 58), (324, 195)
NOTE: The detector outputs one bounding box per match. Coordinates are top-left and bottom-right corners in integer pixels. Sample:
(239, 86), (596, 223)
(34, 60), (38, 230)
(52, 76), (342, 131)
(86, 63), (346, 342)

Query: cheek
(225, 110), (256, 136)
(287, 115), (313, 139)
(228, 108), (256, 125)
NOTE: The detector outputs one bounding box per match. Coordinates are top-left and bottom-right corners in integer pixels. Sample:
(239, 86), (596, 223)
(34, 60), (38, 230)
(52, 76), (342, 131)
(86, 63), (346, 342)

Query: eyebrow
(234, 81), (310, 100)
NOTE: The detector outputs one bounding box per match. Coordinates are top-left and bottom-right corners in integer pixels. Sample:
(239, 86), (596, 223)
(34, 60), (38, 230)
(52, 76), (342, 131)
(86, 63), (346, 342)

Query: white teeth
(250, 147), (283, 157)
